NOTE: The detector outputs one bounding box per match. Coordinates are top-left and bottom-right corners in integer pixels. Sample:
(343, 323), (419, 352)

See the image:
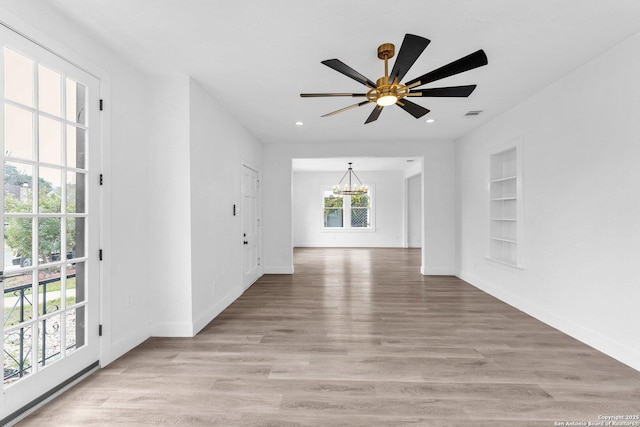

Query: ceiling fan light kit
(300, 34), (488, 124)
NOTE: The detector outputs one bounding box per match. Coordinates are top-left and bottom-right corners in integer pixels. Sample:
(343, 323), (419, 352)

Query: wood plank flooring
(17, 248), (640, 426)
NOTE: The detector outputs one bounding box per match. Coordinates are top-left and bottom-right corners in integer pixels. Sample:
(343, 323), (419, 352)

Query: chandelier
(333, 162), (368, 195)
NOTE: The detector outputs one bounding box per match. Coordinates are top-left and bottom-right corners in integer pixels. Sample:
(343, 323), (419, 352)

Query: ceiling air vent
(465, 110), (483, 117)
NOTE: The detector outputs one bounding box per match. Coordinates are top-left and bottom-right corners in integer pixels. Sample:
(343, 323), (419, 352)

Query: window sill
(484, 256), (524, 270)
(321, 227), (376, 233)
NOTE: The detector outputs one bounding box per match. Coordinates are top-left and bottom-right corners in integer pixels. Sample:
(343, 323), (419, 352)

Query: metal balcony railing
(3, 274), (76, 384)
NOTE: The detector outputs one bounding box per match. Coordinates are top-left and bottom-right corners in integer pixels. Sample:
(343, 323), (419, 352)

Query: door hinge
(99, 249), (103, 261)
(99, 99), (104, 111)
(257, 257), (261, 266)
(256, 179), (260, 189)
(99, 174), (103, 186)
(99, 324), (103, 336)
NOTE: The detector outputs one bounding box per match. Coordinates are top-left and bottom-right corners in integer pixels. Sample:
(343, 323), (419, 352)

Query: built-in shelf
(490, 176), (517, 183)
(488, 143), (521, 268)
(491, 237), (517, 243)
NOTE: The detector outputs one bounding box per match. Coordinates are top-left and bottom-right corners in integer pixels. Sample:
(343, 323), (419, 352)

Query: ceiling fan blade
(397, 99), (430, 119)
(365, 105), (383, 124)
(409, 85), (477, 97)
(321, 101), (370, 117)
(389, 34), (430, 83)
(321, 59), (377, 88)
(301, 93), (367, 98)
(404, 50), (488, 88)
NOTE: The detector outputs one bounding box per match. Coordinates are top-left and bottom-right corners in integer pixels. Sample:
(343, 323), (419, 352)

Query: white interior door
(241, 164), (260, 288)
(1, 25), (101, 419)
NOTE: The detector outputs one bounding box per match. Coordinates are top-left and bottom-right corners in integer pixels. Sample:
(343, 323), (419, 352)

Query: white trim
(295, 243), (404, 248)
(2, 365), (99, 427)
(402, 176), (409, 248)
(458, 271), (640, 372)
(101, 324), (148, 366)
(0, 5), (117, 377)
(0, 13), (107, 80)
(263, 265), (294, 274)
(484, 255), (525, 270)
(321, 185), (375, 230)
(241, 160), (263, 289)
(0, 21), (106, 416)
(149, 322), (194, 338)
(319, 228), (377, 233)
(421, 266), (454, 275)
(192, 286), (244, 335)
(487, 135), (524, 269)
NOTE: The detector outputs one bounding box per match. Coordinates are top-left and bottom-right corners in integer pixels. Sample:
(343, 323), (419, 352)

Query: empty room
(1, 1), (640, 425)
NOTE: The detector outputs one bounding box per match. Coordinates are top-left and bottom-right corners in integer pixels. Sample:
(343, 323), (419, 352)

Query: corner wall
(189, 78), (263, 333)
(455, 31), (640, 370)
(147, 76), (264, 337)
(147, 75), (193, 336)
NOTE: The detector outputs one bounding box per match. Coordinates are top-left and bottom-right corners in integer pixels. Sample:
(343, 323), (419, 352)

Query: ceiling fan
(300, 34), (488, 124)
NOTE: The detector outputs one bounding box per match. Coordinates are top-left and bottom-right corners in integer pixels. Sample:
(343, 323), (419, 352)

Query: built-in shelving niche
(489, 142), (522, 268)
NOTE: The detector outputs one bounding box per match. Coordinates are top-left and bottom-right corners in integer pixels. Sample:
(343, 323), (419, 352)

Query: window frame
(321, 185), (375, 232)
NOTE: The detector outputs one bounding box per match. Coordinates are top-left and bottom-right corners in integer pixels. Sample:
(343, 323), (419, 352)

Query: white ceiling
(45, 0), (640, 145)
(292, 157), (421, 172)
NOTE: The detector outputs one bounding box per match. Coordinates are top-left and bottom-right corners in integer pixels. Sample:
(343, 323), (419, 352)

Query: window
(323, 191), (343, 227)
(350, 193), (370, 228)
(488, 138), (523, 267)
(323, 188), (373, 229)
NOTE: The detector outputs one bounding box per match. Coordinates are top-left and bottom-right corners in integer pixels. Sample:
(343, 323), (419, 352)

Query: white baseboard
(101, 324), (150, 366)
(294, 243), (403, 248)
(458, 270), (640, 372)
(421, 266), (454, 275)
(192, 286), (243, 335)
(263, 265), (294, 274)
(150, 285), (247, 338)
(150, 321), (194, 338)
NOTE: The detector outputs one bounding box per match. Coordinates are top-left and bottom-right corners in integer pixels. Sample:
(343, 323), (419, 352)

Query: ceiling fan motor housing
(377, 43), (395, 60)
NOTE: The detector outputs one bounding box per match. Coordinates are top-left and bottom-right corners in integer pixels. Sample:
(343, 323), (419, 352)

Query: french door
(1, 24), (100, 418)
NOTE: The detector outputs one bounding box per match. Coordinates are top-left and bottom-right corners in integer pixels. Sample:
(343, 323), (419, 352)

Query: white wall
(189, 78), (262, 333)
(147, 76), (264, 337)
(407, 174), (422, 248)
(147, 75), (193, 336)
(293, 170), (404, 247)
(456, 31), (640, 371)
(263, 141), (455, 275)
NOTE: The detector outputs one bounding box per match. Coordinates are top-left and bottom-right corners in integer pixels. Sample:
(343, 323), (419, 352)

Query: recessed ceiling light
(425, 118), (436, 123)
(295, 121), (304, 126)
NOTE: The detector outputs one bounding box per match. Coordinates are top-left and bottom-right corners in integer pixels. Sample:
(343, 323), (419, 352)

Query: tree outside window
(323, 191), (343, 227)
(323, 188), (373, 229)
(350, 193), (370, 228)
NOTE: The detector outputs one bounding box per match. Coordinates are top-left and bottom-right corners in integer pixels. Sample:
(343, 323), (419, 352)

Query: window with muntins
(323, 188), (373, 229)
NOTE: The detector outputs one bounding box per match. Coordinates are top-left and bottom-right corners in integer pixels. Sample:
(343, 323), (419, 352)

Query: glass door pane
(1, 24), (100, 417)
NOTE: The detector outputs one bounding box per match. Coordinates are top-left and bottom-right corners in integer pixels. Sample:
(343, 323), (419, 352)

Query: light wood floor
(18, 248), (640, 426)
